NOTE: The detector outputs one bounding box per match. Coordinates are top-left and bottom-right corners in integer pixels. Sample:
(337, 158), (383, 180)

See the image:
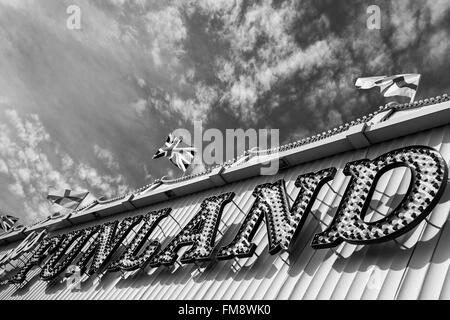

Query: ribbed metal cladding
(1, 124), (450, 300)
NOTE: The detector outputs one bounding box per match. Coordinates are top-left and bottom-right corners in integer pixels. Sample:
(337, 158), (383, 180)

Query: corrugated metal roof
(1, 120), (450, 299)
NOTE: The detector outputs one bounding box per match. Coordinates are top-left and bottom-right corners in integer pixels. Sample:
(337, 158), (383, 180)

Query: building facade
(1, 95), (450, 300)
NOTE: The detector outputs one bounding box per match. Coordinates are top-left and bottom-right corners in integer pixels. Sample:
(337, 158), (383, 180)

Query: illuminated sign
(1, 146), (447, 285)
(0, 230), (47, 267)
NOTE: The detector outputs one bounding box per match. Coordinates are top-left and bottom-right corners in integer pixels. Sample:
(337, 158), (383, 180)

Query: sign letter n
(216, 168), (336, 260)
(312, 146), (448, 249)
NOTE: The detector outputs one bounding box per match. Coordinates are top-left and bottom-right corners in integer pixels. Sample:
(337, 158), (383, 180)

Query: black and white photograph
(0, 0), (450, 308)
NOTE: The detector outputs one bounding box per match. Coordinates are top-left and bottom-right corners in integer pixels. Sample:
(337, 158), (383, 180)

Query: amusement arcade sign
(0, 145), (447, 286)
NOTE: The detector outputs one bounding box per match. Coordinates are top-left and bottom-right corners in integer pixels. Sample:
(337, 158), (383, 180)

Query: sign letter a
(150, 192), (235, 267)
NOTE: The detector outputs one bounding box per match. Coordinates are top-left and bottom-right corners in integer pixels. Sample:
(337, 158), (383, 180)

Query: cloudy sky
(0, 0), (449, 224)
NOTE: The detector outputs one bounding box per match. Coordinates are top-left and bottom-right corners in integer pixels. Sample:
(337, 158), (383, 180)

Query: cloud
(169, 84), (219, 122)
(179, 0), (450, 134)
(131, 99), (148, 117)
(94, 145), (120, 171)
(61, 154), (74, 171)
(425, 0), (450, 24)
(425, 30), (450, 67)
(0, 159), (8, 174)
(144, 6), (187, 68)
(0, 109), (131, 223)
(137, 78), (146, 88)
(8, 182), (25, 198)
